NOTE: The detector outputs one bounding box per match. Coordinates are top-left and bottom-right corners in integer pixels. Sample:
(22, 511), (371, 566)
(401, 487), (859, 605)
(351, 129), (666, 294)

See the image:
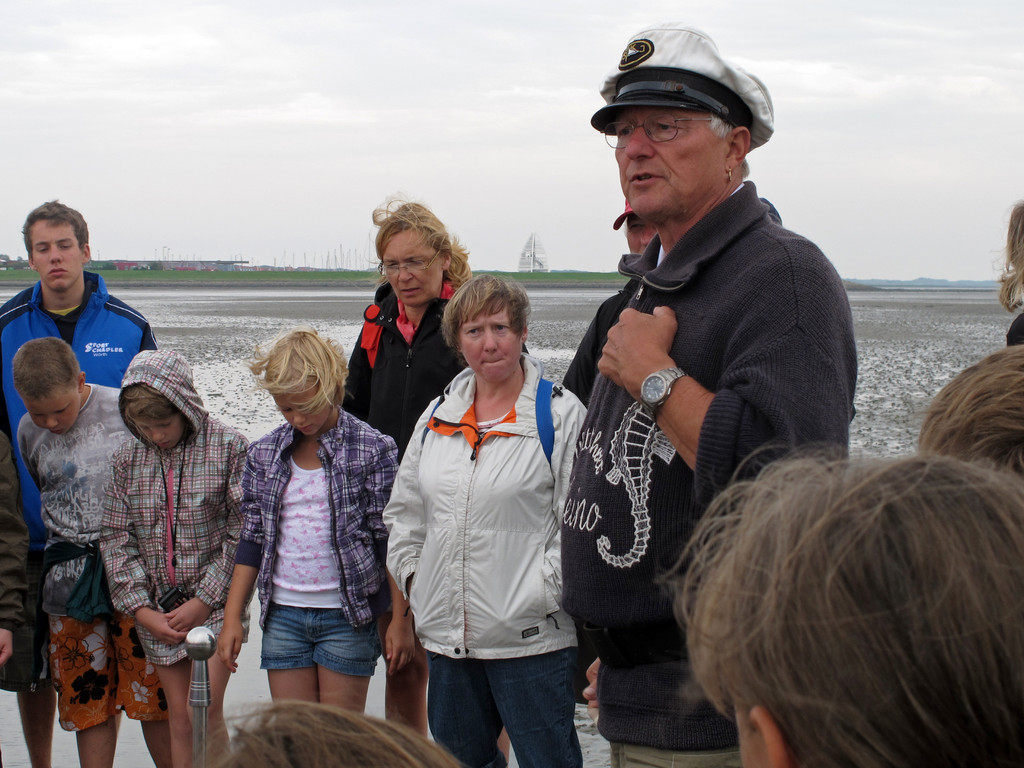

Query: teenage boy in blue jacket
(0, 200), (157, 768)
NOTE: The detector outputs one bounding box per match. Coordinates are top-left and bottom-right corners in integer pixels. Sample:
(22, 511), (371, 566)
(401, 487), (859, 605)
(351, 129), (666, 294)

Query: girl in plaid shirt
(101, 350), (248, 768)
(217, 327), (398, 712)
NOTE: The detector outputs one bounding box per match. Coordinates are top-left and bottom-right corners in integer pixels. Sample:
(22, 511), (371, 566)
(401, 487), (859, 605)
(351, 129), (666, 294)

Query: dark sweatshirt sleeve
(563, 282), (635, 406)
(0, 432), (27, 631)
(1007, 314), (1024, 347)
(694, 322), (855, 508)
(691, 243), (856, 508)
(344, 341), (372, 423)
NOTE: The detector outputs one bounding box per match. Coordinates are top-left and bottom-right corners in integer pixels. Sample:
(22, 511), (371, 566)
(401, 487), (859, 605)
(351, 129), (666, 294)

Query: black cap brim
(591, 67), (753, 132)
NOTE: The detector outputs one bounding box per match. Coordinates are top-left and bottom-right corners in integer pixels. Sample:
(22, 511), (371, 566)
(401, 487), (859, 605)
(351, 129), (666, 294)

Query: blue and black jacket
(0, 271), (157, 550)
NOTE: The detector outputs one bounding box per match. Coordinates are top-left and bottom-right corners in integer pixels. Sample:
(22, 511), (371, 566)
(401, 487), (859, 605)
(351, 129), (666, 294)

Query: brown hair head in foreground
(918, 345), (1024, 474)
(210, 700), (461, 768)
(676, 453), (1024, 768)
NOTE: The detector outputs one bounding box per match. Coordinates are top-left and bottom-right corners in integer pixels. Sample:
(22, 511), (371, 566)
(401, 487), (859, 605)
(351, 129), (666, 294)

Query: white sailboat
(518, 233), (549, 272)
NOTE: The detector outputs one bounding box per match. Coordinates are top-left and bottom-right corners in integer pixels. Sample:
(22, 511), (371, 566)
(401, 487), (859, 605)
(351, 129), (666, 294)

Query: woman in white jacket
(384, 275), (585, 768)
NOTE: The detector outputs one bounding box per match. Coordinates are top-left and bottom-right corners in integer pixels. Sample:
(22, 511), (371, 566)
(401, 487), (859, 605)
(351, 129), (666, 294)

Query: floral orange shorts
(48, 611), (168, 731)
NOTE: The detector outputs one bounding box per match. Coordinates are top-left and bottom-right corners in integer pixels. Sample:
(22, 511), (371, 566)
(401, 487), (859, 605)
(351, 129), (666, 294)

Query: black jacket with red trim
(343, 283), (464, 460)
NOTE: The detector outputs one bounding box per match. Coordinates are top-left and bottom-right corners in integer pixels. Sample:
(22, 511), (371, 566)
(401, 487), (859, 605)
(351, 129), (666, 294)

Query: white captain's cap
(592, 24), (775, 150)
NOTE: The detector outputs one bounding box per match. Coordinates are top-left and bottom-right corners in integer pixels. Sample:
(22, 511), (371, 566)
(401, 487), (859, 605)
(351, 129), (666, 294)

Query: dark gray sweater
(561, 182), (857, 750)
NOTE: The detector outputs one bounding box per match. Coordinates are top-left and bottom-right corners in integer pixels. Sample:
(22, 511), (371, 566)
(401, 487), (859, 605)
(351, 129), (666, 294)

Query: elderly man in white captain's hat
(560, 24), (858, 768)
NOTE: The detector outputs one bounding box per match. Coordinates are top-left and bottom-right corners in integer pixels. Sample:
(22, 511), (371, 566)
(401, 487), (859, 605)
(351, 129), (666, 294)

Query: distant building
(518, 234), (549, 272)
(105, 259), (247, 271)
(0, 256), (31, 270)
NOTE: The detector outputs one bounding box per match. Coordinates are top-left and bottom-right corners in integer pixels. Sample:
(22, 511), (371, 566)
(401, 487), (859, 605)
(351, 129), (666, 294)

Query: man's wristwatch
(639, 367), (687, 415)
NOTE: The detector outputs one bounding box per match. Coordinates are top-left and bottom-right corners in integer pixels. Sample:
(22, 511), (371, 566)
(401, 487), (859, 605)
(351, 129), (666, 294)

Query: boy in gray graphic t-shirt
(13, 337), (170, 766)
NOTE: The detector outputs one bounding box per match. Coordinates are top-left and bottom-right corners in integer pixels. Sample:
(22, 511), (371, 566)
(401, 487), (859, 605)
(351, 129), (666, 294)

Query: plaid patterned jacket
(235, 409), (397, 629)
(101, 350), (248, 664)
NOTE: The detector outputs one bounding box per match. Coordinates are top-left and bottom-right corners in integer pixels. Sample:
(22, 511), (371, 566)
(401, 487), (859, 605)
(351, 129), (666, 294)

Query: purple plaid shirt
(236, 408), (397, 628)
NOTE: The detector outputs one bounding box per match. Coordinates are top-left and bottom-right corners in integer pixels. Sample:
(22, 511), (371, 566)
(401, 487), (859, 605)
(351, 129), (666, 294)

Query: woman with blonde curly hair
(345, 198), (471, 457)
(343, 198), (470, 736)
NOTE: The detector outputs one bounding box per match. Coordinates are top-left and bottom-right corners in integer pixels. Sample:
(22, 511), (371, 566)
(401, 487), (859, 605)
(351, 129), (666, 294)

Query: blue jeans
(427, 647), (582, 768)
(261, 603), (381, 676)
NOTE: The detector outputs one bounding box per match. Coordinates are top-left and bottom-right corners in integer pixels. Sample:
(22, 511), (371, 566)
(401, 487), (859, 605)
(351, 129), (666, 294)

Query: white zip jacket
(384, 356), (585, 660)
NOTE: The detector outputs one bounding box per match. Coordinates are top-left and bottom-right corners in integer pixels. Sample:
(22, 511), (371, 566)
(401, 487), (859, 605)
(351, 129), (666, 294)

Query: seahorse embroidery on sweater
(576, 428), (604, 472)
(595, 402), (676, 569)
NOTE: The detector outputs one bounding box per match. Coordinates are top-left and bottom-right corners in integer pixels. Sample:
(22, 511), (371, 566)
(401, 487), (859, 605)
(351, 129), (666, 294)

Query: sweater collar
(619, 182), (767, 291)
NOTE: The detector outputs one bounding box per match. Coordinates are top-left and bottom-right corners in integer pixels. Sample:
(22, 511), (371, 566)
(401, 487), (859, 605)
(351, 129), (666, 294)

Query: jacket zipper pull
(635, 283), (644, 302)
(406, 349), (413, 368)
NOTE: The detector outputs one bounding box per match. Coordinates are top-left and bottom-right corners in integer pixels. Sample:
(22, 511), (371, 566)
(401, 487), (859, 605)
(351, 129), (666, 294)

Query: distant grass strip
(0, 269), (629, 291)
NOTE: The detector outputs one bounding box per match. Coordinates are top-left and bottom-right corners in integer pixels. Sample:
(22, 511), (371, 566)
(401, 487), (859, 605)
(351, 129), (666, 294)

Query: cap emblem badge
(619, 38), (654, 70)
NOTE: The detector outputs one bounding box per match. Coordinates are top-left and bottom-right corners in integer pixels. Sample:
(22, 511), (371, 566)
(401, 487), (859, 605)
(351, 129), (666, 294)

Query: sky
(1, 0), (1021, 281)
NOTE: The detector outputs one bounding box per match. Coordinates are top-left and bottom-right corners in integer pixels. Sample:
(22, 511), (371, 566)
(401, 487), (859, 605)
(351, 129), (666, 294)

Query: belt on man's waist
(580, 620), (687, 668)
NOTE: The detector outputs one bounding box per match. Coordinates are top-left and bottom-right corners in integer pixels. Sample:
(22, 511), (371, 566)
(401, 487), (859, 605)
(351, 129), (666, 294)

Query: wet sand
(0, 285), (1009, 766)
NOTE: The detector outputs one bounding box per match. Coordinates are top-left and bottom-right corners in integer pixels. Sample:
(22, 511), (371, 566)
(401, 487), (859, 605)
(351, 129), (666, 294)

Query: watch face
(642, 373), (667, 405)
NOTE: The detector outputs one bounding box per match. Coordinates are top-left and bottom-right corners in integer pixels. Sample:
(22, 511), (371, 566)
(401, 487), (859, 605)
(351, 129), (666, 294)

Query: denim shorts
(261, 603), (381, 677)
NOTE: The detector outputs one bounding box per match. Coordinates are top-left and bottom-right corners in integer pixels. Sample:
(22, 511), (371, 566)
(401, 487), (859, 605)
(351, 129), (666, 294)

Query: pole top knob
(185, 626), (217, 660)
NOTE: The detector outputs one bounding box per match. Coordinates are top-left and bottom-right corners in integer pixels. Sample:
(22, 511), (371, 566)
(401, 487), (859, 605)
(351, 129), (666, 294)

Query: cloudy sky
(2, 0), (1021, 280)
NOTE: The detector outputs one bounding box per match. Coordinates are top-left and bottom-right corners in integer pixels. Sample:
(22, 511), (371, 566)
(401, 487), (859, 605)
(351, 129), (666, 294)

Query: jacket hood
(119, 349), (208, 445)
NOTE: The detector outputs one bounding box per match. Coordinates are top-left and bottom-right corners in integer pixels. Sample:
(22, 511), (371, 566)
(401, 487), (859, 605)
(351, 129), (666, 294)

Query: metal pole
(186, 626), (217, 768)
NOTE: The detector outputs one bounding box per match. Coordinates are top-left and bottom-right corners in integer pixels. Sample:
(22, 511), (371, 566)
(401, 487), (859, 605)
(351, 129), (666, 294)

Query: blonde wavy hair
(249, 326), (347, 413)
(998, 200), (1024, 311)
(372, 199), (471, 290)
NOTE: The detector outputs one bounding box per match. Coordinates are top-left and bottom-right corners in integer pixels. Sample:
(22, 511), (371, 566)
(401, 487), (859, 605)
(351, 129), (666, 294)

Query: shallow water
(0, 285), (1008, 766)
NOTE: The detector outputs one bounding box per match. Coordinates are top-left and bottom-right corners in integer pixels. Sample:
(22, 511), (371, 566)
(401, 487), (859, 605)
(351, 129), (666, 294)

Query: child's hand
(217, 619), (244, 673)
(166, 597), (212, 633)
(385, 610), (417, 676)
(136, 606), (187, 645)
(0, 628), (13, 667)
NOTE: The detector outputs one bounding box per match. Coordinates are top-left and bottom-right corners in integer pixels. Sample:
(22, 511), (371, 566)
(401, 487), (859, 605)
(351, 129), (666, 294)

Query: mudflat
(0, 282), (1008, 767)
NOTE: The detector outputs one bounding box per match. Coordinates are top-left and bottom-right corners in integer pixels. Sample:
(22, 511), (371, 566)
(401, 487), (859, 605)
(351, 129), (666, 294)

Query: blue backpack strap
(423, 383), (557, 464)
(535, 378), (555, 464)
(421, 395), (445, 446)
